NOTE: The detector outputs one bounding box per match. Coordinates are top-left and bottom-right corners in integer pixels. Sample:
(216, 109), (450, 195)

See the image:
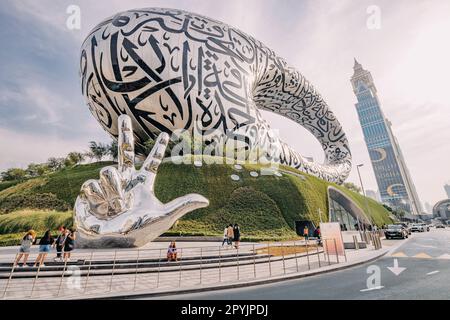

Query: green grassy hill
(0, 159), (393, 245)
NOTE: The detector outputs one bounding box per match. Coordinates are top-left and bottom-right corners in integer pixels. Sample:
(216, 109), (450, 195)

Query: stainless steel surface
(74, 115), (209, 248)
(80, 8), (352, 185)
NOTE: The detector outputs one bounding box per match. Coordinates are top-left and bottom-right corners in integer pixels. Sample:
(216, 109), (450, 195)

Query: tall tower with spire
(350, 59), (422, 215)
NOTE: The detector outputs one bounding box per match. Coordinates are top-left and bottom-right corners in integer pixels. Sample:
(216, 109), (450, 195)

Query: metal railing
(1, 238), (349, 300)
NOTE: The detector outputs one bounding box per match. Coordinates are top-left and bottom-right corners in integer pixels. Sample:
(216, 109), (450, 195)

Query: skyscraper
(350, 59), (422, 215)
(444, 184), (450, 199)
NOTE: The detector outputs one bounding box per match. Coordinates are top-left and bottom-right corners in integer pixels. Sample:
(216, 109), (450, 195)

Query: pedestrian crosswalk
(391, 251), (450, 259)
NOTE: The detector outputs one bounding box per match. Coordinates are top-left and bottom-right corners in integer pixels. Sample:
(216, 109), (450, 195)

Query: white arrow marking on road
(416, 244), (436, 249)
(426, 270), (440, 275)
(360, 286), (384, 292)
(387, 259), (406, 276)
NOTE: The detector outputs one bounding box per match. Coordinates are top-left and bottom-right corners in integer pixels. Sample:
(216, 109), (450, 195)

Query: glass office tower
(350, 59), (422, 215)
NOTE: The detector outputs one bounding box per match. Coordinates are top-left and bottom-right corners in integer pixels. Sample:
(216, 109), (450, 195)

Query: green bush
(0, 180), (21, 192)
(0, 193), (70, 213)
(0, 210), (73, 234)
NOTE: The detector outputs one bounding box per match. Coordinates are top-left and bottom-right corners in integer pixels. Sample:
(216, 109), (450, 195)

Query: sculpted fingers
(141, 132), (170, 173)
(99, 166), (127, 215)
(118, 115), (135, 174)
(80, 179), (108, 218)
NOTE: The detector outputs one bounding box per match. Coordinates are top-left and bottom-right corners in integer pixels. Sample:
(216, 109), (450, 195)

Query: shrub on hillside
(0, 210), (73, 234)
(0, 193), (70, 213)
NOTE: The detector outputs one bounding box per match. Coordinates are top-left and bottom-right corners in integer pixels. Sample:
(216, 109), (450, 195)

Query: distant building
(350, 59), (422, 215)
(444, 184), (450, 199)
(366, 189), (381, 202)
(424, 202), (433, 214)
(433, 199), (450, 222)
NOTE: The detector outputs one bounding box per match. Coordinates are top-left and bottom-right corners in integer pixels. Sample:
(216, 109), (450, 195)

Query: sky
(0, 0), (449, 210)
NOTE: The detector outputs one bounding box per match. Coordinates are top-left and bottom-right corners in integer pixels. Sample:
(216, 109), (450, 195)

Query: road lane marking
(437, 254), (450, 260)
(426, 270), (440, 275)
(413, 253), (432, 259)
(360, 286), (384, 292)
(415, 244), (436, 249)
(387, 259), (406, 276)
(391, 252), (407, 257)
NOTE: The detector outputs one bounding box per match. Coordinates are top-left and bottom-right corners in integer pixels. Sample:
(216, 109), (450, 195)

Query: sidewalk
(0, 237), (405, 300)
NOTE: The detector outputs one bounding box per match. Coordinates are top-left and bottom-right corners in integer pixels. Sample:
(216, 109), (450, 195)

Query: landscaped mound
(0, 159), (393, 245)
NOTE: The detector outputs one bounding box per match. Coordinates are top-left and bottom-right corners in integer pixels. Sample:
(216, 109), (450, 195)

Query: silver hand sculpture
(74, 115), (209, 248)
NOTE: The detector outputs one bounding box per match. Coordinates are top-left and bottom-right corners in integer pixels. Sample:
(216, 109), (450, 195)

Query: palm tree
(108, 140), (118, 162)
(89, 141), (108, 162)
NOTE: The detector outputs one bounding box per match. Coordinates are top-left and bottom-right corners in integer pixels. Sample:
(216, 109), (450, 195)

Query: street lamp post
(356, 164), (374, 231)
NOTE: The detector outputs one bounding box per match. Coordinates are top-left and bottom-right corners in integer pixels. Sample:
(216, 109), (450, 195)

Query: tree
(143, 139), (156, 156)
(392, 209), (406, 220)
(26, 163), (49, 177)
(343, 182), (362, 194)
(1, 168), (26, 181)
(89, 141), (108, 162)
(84, 151), (95, 163)
(66, 152), (85, 166)
(108, 140), (118, 162)
(46, 157), (65, 171)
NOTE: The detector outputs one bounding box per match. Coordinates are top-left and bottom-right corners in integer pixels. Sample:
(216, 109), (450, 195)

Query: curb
(86, 249), (390, 300)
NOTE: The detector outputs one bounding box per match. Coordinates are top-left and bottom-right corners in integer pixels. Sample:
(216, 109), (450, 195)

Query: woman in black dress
(63, 228), (76, 262)
(233, 224), (241, 249)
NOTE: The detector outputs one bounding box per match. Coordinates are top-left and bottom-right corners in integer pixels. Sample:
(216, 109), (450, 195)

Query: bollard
(84, 251), (94, 293)
(353, 235), (359, 250)
(156, 248), (162, 288)
(334, 238), (339, 264)
(219, 246), (222, 282)
(293, 241), (299, 273)
(108, 250), (118, 292)
(200, 247), (203, 284)
(237, 246), (240, 280)
(3, 253), (18, 298)
(281, 242), (286, 275)
(316, 242), (321, 267)
(132, 250), (140, 291)
(305, 240), (311, 270)
(178, 248), (183, 287)
(253, 244), (256, 278)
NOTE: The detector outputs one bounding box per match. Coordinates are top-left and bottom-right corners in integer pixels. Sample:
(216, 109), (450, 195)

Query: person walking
(314, 226), (321, 245)
(63, 228), (76, 262)
(303, 225), (309, 242)
(221, 225), (229, 246)
(227, 224), (234, 248)
(233, 224), (241, 249)
(14, 230), (36, 267)
(53, 226), (66, 262)
(33, 230), (54, 267)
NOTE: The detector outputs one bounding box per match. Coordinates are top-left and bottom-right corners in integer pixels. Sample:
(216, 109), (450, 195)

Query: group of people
(303, 225), (321, 244)
(14, 226), (76, 267)
(222, 224), (241, 249)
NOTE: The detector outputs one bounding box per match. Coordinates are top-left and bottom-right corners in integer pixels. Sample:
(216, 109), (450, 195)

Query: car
(385, 224), (409, 239)
(418, 223), (430, 231)
(411, 224), (425, 232)
(395, 223), (411, 235)
(436, 224), (446, 229)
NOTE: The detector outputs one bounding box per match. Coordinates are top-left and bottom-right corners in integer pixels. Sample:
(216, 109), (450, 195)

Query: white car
(410, 224), (425, 232)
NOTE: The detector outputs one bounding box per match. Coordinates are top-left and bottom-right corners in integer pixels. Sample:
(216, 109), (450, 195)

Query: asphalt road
(145, 228), (450, 300)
